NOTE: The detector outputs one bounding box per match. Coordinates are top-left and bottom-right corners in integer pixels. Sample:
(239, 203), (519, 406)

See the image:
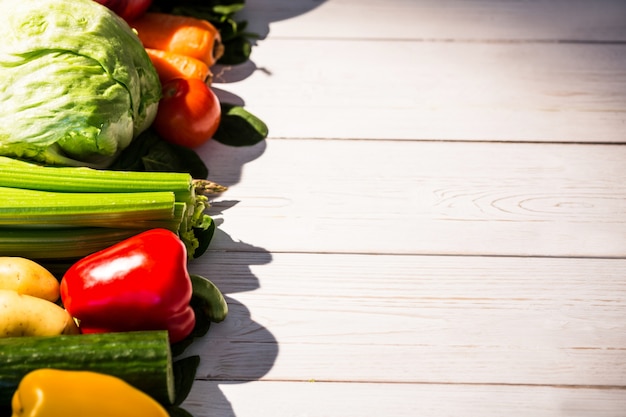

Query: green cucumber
(0, 330), (174, 406)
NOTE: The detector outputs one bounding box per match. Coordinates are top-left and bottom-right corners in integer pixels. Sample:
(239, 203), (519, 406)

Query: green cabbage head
(0, 0), (161, 168)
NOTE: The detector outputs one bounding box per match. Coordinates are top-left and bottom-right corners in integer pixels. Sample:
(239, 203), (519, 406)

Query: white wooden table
(183, 1), (626, 415)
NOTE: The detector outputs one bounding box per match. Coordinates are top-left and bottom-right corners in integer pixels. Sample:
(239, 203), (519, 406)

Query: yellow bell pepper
(11, 369), (169, 417)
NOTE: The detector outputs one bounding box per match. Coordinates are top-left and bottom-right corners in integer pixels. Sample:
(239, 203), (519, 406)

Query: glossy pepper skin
(60, 228), (195, 343)
(11, 368), (169, 417)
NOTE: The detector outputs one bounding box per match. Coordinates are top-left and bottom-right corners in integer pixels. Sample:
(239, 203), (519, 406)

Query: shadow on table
(211, 0), (328, 84)
(188, 111), (274, 417)
(241, 0), (327, 41)
(183, 3), (329, 414)
(186, 227), (275, 417)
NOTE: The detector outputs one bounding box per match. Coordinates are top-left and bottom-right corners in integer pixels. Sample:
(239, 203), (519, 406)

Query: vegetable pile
(0, 0), (265, 416)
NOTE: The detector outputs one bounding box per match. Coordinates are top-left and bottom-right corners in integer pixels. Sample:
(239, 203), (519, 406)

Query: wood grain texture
(238, 0), (626, 41)
(195, 139), (626, 257)
(186, 253), (626, 386)
(183, 381), (626, 417)
(213, 40), (626, 142)
(181, 1), (626, 415)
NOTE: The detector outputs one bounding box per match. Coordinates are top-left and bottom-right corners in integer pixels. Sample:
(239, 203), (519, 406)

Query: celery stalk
(0, 228), (139, 259)
(0, 156), (194, 200)
(0, 156), (225, 259)
(0, 187), (176, 227)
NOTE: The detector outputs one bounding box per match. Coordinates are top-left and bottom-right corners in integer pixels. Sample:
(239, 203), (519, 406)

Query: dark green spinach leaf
(173, 355), (201, 406)
(214, 103), (268, 147)
(166, 407), (195, 417)
(110, 129), (209, 179)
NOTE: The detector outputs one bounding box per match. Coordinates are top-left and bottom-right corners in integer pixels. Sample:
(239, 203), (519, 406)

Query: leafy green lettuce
(0, 0), (161, 168)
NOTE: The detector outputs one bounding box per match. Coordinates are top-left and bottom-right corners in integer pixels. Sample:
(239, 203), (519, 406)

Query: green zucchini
(0, 330), (174, 406)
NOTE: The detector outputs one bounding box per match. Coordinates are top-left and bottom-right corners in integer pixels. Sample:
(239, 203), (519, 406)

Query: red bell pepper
(60, 228), (195, 343)
(93, 0), (153, 23)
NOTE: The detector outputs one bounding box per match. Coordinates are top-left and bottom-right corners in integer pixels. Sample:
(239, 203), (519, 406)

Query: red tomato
(94, 0), (153, 22)
(153, 78), (221, 148)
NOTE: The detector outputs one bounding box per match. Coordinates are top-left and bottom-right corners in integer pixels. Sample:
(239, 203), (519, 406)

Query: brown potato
(0, 257), (59, 302)
(0, 289), (79, 337)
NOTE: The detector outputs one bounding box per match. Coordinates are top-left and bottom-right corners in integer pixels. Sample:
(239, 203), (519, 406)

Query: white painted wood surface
(184, 1), (626, 416)
(195, 140), (626, 257)
(212, 40), (626, 142)
(238, 0), (626, 41)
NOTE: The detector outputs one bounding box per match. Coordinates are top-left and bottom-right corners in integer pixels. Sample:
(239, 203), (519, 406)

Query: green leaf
(214, 103), (268, 147)
(218, 37), (252, 65)
(213, 16), (239, 42)
(108, 130), (158, 172)
(170, 337), (194, 358)
(173, 355), (201, 406)
(166, 406), (195, 417)
(142, 139), (209, 179)
(192, 218), (216, 259)
(213, 3), (246, 15)
(110, 130), (209, 179)
(189, 295), (213, 336)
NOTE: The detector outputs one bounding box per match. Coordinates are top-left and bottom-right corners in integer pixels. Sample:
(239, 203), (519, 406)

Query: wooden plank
(180, 2), (626, 416)
(196, 139), (626, 257)
(186, 253), (626, 386)
(237, 0), (626, 41)
(213, 40), (626, 143)
(183, 381), (626, 417)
